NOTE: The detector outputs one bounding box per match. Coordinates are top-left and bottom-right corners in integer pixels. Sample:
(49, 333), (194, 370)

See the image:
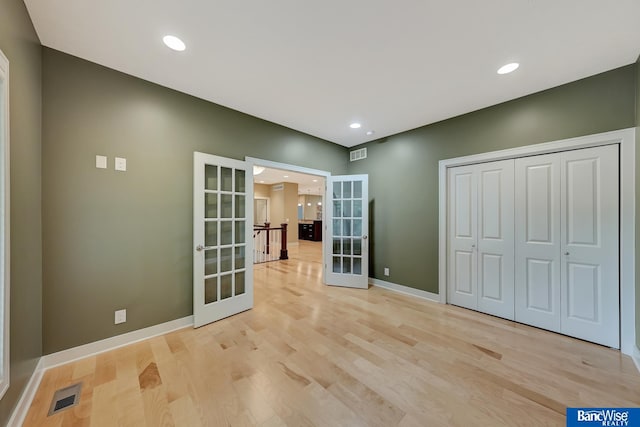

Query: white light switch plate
(384, 267), (390, 276)
(115, 157), (127, 171)
(115, 309), (126, 324)
(96, 155), (107, 169)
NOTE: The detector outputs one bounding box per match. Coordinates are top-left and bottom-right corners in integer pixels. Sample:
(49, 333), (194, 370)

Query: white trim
(0, 48), (10, 400)
(370, 278), (440, 303)
(245, 157), (332, 179)
(632, 346), (640, 374)
(438, 127), (636, 356)
(245, 157), (331, 283)
(6, 358), (44, 427)
(41, 316), (193, 369)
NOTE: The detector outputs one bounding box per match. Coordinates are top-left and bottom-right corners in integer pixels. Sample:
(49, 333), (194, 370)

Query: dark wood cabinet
(299, 221), (322, 241)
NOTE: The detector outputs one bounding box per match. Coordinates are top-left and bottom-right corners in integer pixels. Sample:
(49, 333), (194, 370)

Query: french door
(193, 152), (253, 328)
(325, 175), (369, 288)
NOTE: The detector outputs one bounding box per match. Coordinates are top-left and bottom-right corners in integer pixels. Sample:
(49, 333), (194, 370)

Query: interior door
(476, 160), (515, 320)
(515, 153), (562, 332)
(447, 165), (477, 310)
(193, 152), (253, 328)
(560, 145), (619, 348)
(325, 175), (368, 288)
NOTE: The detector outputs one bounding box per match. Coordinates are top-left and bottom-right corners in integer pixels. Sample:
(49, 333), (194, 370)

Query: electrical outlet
(114, 309), (126, 324)
(115, 157), (127, 172)
(384, 267), (390, 276)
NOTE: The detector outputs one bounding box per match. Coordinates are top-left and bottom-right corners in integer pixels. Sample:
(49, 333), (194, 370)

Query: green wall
(0, 0), (42, 423)
(42, 48), (348, 354)
(348, 65), (637, 295)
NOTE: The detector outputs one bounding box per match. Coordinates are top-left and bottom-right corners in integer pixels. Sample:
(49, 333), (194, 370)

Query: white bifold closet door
(515, 144), (619, 348)
(514, 153), (562, 331)
(448, 159), (515, 320)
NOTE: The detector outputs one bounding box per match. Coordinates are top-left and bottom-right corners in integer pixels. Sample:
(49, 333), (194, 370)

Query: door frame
(245, 157), (330, 281)
(0, 48), (10, 399)
(253, 196), (270, 225)
(438, 127), (636, 356)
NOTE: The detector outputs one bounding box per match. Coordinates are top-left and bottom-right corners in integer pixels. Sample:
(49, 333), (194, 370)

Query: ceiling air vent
(350, 148), (367, 162)
(271, 183), (284, 191)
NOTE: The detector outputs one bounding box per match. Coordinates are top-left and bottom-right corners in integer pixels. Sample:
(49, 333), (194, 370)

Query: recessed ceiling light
(283, 175), (289, 178)
(253, 166), (265, 176)
(366, 130), (375, 136)
(312, 179), (318, 182)
(163, 35), (186, 51)
(497, 62), (519, 75)
(259, 180), (265, 183)
(350, 122), (362, 129)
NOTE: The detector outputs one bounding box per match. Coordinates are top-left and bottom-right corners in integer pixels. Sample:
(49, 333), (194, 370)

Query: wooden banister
(252, 222), (288, 263)
(280, 223), (288, 260)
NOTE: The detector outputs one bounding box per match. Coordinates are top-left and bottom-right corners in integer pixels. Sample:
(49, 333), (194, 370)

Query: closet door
(447, 165), (477, 310)
(560, 145), (619, 348)
(515, 154), (561, 331)
(476, 160), (515, 320)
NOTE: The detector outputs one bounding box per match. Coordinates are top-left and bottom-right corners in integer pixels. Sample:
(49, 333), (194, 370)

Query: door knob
(564, 251), (570, 256)
(196, 244), (205, 252)
(363, 235), (368, 240)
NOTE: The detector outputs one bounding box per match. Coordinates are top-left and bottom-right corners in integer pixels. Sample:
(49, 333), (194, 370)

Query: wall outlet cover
(115, 157), (127, 172)
(384, 267), (390, 276)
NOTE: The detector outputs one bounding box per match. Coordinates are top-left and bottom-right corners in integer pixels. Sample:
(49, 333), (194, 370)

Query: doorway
(249, 159), (327, 269)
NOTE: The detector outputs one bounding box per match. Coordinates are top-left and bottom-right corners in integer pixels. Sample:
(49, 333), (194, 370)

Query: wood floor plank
(24, 241), (640, 426)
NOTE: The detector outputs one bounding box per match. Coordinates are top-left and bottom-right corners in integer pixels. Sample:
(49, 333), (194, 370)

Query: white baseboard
(7, 358), (44, 427)
(370, 278), (440, 303)
(42, 315), (193, 369)
(632, 345), (640, 374)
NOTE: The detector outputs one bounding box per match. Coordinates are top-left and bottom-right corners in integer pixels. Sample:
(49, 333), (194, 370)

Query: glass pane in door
(205, 277), (218, 304)
(205, 165), (218, 190)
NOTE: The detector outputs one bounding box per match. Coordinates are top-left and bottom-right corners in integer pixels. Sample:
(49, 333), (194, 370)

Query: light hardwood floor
(25, 241), (640, 426)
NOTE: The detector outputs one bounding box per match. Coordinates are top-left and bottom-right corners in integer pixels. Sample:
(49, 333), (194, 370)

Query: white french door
(193, 152), (253, 328)
(447, 160), (515, 319)
(325, 175), (369, 288)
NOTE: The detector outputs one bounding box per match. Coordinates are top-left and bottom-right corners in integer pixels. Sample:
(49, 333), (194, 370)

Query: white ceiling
(254, 167), (325, 196)
(24, 0), (640, 147)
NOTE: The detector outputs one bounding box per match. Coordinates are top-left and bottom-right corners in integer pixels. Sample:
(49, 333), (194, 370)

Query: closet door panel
(515, 154), (561, 332)
(560, 145), (619, 348)
(447, 165), (477, 310)
(477, 160), (515, 320)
